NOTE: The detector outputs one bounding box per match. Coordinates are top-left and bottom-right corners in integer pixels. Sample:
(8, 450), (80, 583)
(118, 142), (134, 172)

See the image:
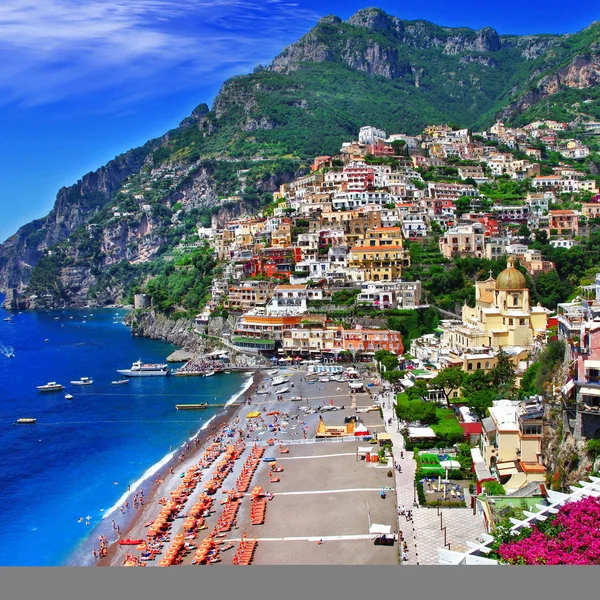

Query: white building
(359, 126), (386, 146)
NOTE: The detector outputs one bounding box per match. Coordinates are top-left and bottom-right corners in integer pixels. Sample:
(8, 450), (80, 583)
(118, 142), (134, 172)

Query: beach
(98, 365), (400, 567)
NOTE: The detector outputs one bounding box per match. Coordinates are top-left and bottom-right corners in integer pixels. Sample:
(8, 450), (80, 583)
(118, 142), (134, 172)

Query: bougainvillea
(498, 496), (600, 565)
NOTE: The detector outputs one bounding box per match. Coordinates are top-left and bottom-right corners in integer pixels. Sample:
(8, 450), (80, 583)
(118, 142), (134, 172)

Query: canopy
(285, 357), (294, 362)
(369, 524), (392, 536)
(354, 424), (369, 436)
(357, 446), (375, 454)
(407, 426), (436, 439)
(440, 459), (461, 469)
(377, 433), (391, 441)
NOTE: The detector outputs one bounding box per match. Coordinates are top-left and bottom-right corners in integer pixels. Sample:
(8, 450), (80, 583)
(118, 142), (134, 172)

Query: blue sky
(1, 0), (599, 242)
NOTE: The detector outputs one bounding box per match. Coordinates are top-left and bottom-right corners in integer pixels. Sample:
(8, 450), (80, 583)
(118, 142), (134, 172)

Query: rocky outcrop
(127, 310), (205, 351)
(500, 53), (600, 120)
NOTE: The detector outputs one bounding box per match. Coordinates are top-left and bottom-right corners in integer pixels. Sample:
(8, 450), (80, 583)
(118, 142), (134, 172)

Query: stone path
(379, 390), (485, 565)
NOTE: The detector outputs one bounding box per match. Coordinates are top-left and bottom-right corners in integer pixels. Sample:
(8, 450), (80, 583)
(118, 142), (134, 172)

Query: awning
(408, 426), (436, 439)
(369, 524), (392, 536)
(497, 461), (520, 476)
(357, 446), (375, 454)
(579, 385), (600, 397)
(377, 433), (391, 441)
(561, 379), (575, 395)
(584, 360), (600, 369)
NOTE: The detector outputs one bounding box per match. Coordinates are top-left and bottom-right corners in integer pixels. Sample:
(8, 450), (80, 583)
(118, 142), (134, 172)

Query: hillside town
(130, 119), (600, 565)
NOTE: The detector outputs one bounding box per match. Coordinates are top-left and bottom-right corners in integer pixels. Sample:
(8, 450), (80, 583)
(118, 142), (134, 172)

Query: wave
(0, 343), (15, 357)
(101, 450), (175, 520)
(226, 373), (253, 406)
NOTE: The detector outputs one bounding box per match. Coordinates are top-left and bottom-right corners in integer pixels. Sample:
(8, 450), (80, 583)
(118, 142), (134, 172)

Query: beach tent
(354, 423), (369, 437)
(284, 357), (293, 362)
(369, 524), (392, 537)
(270, 357), (278, 362)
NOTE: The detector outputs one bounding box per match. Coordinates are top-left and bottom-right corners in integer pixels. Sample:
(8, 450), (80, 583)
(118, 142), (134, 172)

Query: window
(509, 319), (514, 326)
(468, 363), (473, 371)
(485, 361), (490, 369)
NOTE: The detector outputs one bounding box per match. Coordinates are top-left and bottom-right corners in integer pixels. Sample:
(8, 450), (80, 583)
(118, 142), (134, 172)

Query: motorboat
(291, 396), (303, 401)
(37, 382), (65, 392)
(256, 389), (269, 395)
(71, 377), (93, 385)
(17, 418), (36, 424)
(278, 387), (290, 394)
(267, 369), (279, 375)
(65, 394), (74, 400)
(117, 360), (170, 377)
(111, 379), (129, 385)
(271, 376), (287, 386)
(204, 371), (215, 377)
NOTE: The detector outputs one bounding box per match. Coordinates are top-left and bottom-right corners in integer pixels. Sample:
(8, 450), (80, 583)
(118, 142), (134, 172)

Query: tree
(490, 349), (516, 392)
(518, 223), (531, 238)
(432, 368), (466, 403)
(462, 369), (492, 396)
(468, 389), (495, 419)
(455, 196), (472, 216)
(520, 362), (540, 397)
(534, 230), (549, 246)
(391, 139), (407, 156)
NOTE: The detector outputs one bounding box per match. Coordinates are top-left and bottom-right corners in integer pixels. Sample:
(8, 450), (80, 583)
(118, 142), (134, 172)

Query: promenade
(379, 390), (485, 565)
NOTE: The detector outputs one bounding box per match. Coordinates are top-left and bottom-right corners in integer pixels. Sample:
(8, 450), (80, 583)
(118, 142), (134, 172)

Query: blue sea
(0, 299), (251, 566)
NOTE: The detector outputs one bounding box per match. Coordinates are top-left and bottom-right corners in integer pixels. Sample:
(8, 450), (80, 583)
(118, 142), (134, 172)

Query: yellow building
(348, 243), (410, 281)
(480, 400), (546, 492)
(458, 257), (548, 350)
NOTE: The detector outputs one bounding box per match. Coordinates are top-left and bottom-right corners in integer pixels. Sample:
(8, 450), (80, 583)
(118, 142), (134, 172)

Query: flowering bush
(498, 496), (600, 565)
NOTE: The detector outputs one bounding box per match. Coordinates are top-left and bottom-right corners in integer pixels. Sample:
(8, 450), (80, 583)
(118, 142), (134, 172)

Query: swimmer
(114, 481), (118, 485)
(78, 517), (84, 523)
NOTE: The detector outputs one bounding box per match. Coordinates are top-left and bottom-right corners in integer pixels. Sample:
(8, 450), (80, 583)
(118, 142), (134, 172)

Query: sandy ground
(101, 366), (400, 566)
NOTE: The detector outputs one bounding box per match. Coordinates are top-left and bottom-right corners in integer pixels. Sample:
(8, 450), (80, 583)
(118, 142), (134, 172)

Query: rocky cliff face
(0, 141), (159, 291)
(127, 310), (204, 351)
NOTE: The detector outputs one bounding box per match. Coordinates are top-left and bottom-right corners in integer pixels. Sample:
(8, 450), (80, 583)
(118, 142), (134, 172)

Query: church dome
(496, 257), (526, 290)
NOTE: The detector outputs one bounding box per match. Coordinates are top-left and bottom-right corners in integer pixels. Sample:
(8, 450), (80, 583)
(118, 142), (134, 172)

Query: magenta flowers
(498, 496), (600, 565)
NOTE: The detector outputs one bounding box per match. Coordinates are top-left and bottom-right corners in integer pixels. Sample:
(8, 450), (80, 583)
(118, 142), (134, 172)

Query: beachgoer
(93, 549), (97, 559)
(401, 551), (407, 562)
(112, 520), (116, 530)
(128, 484), (131, 492)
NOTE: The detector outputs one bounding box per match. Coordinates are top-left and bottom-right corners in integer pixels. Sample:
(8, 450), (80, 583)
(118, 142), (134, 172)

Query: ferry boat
(271, 376), (288, 386)
(70, 377), (93, 385)
(116, 360), (170, 377)
(37, 382), (65, 392)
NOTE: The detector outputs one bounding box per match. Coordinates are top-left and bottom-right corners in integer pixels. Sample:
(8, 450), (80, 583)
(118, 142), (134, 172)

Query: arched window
(513, 294), (519, 306)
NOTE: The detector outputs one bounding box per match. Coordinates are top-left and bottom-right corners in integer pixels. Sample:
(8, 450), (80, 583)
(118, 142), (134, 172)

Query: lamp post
(413, 481), (417, 505)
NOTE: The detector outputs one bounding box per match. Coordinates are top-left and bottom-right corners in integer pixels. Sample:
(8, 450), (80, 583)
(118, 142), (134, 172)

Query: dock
(175, 403), (244, 410)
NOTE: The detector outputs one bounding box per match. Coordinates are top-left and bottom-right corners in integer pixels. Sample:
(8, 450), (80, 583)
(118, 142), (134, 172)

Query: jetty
(175, 403), (244, 410)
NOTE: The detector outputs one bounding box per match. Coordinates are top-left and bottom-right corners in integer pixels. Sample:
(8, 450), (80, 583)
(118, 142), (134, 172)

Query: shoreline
(87, 370), (262, 567)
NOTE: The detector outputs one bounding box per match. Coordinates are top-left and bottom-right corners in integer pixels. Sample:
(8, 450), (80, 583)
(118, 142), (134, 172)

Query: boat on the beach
(278, 386), (290, 394)
(118, 538), (145, 546)
(17, 418), (36, 424)
(37, 382), (65, 392)
(117, 360), (170, 377)
(271, 376), (287, 386)
(111, 379), (129, 385)
(70, 377), (93, 385)
(291, 396), (303, 401)
(256, 388), (269, 395)
(65, 394), (73, 400)
(267, 369), (279, 375)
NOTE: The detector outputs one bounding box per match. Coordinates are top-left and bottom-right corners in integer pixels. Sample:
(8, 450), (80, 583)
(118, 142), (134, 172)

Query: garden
(488, 495), (600, 564)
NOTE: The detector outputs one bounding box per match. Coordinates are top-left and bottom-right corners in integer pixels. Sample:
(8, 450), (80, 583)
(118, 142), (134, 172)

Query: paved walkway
(379, 389), (485, 565)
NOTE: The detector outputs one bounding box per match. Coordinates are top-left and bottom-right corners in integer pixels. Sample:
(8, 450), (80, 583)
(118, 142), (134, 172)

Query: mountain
(1, 7), (599, 308)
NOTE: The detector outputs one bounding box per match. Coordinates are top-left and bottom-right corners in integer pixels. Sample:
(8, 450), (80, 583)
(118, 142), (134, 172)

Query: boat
(71, 377), (93, 385)
(256, 389), (269, 395)
(118, 538), (145, 546)
(37, 382), (65, 392)
(291, 396), (303, 401)
(271, 376), (287, 386)
(111, 379), (129, 385)
(204, 371), (215, 377)
(116, 360), (170, 377)
(17, 418), (36, 424)
(278, 386), (290, 394)
(3, 317), (12, 322)
(267, 369), (279, 375)
(65, 394), (73, 400)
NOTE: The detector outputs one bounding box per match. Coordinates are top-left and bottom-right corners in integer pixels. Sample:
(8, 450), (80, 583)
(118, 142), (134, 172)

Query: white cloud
(0, 0), (320, 108)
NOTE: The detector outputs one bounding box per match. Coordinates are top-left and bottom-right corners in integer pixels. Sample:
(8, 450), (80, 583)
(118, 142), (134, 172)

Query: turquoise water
(0, 302), (249, 566)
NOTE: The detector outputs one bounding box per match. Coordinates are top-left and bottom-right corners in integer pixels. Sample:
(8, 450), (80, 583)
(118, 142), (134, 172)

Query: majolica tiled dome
(496, 257), (526, 290)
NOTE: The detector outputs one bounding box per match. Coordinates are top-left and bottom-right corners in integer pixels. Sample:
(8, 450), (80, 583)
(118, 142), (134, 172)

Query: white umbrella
(439, 459), (461, 470)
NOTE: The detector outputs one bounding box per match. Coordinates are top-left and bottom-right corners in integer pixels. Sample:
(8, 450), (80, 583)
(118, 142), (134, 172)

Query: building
(547, 210), (579, 236)
(439, 224), (485, 259)
(225, 281), (274, 312)
(266, 284), (323, 316)
(359, 126), (386, 146)
(348, 244), (410, 281)
(356, 280), (423, 309)
(479, 399), (546, 492)
(233, 314), (303, 351)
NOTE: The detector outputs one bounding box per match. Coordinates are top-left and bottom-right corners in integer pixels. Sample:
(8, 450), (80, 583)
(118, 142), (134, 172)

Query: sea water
(0, 301), (250, 566)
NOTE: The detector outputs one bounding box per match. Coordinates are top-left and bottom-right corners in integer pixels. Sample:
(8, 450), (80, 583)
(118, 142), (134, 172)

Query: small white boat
(278, 387), (290, 394)
(65, 394), (73, 400)
(37, 382), (64, 392)
(268, 369), (279, 375)
(71, 377), (93, 385)
(204, 371), (215, 377)
(111, 379), (130, 385)
(256, 389), (269, 395)
(271, 376), (288, 386)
